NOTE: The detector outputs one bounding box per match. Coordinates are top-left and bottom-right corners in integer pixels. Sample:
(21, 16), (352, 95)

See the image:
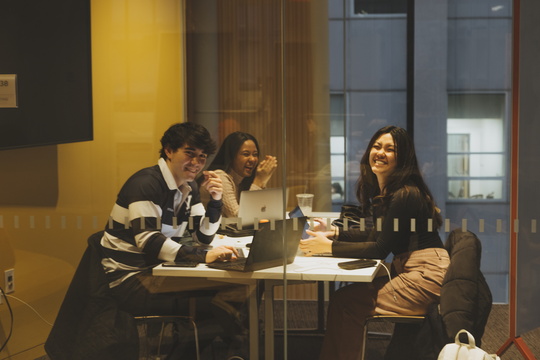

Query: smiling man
(101, 122), (236, 289)
(98, 122), (245, 357)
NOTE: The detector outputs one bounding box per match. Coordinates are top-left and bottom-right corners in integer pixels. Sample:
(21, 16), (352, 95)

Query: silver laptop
(207, 217), (308, 272)
(237, 187), (285, 227)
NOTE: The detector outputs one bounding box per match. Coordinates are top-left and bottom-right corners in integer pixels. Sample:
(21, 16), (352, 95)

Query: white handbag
(437, 329), (500, 360)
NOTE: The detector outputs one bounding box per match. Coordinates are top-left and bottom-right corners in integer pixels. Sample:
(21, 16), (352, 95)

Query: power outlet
(4, 269), (14, 294)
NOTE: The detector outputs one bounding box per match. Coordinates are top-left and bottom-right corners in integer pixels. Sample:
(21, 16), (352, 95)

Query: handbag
(437, 330), (500, 360)
(331, 204), (365, 230)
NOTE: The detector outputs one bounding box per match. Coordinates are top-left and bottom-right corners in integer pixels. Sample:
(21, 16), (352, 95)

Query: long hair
(356, 125), (442, 228)
(205, 131), (261, 191)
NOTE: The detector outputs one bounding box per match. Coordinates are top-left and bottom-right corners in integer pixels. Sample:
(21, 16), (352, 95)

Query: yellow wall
(0, 1), (185, 358)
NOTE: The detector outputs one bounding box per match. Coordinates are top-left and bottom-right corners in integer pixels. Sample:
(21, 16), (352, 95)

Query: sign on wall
(0, 74), (17, 108)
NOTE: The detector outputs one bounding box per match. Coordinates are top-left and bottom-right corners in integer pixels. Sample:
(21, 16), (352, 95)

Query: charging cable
(4, 295), (53, 327)
(0, 287), (13, 353)
(379, 262), (398, 302)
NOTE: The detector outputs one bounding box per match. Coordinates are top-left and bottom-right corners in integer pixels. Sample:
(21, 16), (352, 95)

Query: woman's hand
(201, 170), (223, 200)
(205, 245), (239, 263)
(299, 230), (333, 256)
(253, 155), (277, 188)
(312, 218), (338, 239)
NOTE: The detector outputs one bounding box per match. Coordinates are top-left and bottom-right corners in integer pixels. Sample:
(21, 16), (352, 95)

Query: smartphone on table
(337, 259), (378, 270)
(162, 261), (199, 268)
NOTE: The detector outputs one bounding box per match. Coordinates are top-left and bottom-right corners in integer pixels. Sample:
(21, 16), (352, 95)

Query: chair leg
(155, 321), (166, 358)
(360, 321), (368, 360)
(188, 318), (201, 360)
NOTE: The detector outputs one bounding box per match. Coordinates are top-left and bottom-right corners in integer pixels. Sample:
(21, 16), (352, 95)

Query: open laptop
(207, 217), (308, 272)
(237, 187), (285, 227)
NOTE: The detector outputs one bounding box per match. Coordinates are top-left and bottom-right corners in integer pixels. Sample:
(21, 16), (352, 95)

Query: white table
(153, 236), (381, 360)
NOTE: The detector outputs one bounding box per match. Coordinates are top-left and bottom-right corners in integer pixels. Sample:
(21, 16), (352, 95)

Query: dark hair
(356, 125), (442, 228)
(205, 131), (261, 191)
(332, 182), (343, 196)
(159, 122), (216, 159)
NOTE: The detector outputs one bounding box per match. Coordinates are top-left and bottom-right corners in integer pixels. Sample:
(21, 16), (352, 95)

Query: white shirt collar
(158, 157), (192, 193)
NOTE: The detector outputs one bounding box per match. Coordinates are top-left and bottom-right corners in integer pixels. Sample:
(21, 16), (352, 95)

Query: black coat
(386, 229), (493, 360)
(45, 232), (139, 360)
(440, 228), (493, 344)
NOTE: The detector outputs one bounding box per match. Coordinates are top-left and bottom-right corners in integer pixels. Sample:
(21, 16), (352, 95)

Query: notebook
(207, 217), (308, 272)
(237, 187), (285, 227)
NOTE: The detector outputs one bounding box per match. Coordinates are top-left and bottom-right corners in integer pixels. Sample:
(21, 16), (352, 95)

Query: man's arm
(189, 180), (223, 245)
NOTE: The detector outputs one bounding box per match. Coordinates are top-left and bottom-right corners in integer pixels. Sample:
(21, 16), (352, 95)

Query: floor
(270, 301), (540, 360)
(36, 301), (540, 360)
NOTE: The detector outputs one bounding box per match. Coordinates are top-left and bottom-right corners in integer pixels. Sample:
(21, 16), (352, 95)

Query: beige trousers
(319, 248), (450, 360)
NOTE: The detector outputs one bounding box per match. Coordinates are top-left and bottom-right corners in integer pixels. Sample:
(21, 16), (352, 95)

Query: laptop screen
(288, 206), (310, 239)
(238, 188), (285, 226)
(246, 217), (308, 270)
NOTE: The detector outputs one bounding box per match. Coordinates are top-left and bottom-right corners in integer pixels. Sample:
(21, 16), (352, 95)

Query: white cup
(296, 193), (314, 216)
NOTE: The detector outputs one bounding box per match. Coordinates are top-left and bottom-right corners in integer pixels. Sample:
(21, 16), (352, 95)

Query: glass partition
(183, 0), (513, 357)
(0, 0), (521, 359)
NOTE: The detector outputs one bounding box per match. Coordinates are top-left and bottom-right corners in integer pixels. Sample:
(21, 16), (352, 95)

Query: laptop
(237, 187), (285, 227)
(207, 217), (308, 272)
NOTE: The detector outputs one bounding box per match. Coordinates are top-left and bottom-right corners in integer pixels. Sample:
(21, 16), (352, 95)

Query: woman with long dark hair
(300, 125), (450, 359)
(199, 131), (277, 218)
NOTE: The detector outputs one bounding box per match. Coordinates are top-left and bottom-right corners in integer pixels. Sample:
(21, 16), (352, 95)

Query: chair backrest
(440, 229), (493, 344)
(45, 230), (139, 360)
(87, 230), (105, 252)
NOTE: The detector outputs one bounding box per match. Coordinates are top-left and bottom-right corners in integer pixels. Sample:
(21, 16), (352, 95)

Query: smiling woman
(198, 131), (278, 218)
(369, 133), (397, 191)
(299, 125), (449, 359)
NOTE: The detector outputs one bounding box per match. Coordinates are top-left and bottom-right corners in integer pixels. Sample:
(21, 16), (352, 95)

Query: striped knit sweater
(100, 158), (222, 287)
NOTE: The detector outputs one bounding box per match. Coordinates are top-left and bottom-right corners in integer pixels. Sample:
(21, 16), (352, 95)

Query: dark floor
(38, 301), (540, 360)
(186, 300), (540, 360)
(269, 301), (540, 360)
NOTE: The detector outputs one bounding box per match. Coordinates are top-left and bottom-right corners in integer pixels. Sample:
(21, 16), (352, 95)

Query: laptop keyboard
(208, 258), (247, 271)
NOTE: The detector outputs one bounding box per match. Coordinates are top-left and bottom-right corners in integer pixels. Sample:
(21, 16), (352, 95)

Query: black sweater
(332, 185), (444, 259)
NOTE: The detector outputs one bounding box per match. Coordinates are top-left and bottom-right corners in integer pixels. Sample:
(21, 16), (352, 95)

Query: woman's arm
(304, 188), (420, 259)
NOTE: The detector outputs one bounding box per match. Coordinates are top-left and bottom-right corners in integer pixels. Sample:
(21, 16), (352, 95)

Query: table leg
(248, 282), (259, 360)
(264, 280), (277, 360)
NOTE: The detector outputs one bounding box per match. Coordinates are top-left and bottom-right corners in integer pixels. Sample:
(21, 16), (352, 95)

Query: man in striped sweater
(100, 122), (245, 356)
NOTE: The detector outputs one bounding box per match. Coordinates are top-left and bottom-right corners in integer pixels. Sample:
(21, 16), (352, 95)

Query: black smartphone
(162, 261), (199, 268)
(338, 259), (378, 270)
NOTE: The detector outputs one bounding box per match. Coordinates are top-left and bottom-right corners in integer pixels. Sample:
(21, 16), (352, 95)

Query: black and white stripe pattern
(101, 158), (222, 287)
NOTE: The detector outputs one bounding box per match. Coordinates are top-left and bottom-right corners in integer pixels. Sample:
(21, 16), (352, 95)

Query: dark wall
(0, 0), (92, 150)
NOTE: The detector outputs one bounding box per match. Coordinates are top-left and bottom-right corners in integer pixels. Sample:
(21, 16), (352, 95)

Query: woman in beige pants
(300, 126), (450, 360)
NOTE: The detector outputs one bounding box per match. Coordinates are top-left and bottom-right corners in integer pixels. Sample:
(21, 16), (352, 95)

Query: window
(353, 0), (407, 15)
(447, 94), (507, 201)
(330, 94), (345, 210)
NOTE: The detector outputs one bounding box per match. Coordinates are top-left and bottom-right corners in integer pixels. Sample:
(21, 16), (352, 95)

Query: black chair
(45, 231), (201, 360)
(134, 315), (201, 360)
(361, 314), (426, 360)
(360, 228), (493, 360)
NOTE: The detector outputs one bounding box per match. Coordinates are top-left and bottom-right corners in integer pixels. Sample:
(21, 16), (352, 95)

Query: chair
(360, 228), (492, 360)
(45, 231), (201, 360)
(361, 315), (426, 360)
(134, 315), (200, 360)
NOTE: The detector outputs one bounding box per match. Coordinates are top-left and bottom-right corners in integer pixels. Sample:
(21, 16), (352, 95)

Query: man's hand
(201, 170), (223, 200)
(205, 245), (239, 263)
